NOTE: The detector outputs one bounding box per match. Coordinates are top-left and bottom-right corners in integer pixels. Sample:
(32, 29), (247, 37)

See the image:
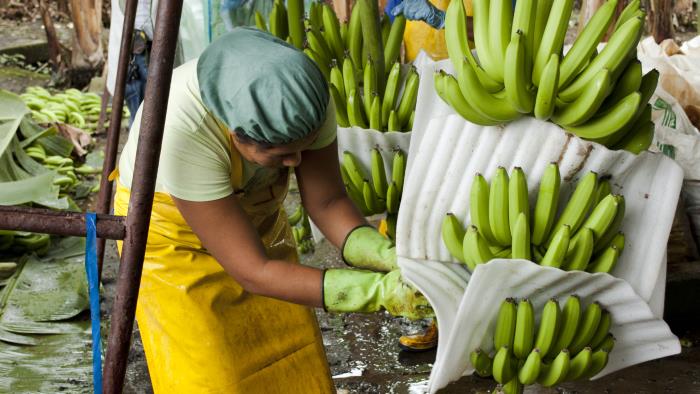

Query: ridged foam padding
(399, 259), (681, 393)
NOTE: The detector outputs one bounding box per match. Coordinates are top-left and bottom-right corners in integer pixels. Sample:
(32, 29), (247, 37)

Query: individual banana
(369, 94), (382, 130)
(492, 346), (517, 384)
(364, 58), (377, 116)
(347, 4), (363, 67)
(385, 213), (398, 240)
(391, 149), (406, 194)
(489, 167), (512, 246)
(553, 68), (612, 127)
(595, 333), (616, 352)
(511, 212), (531, 260)
(513, 298), (535, 359)
(288, 205), (304, 226)
(614, 118), (655, 154)
(563, 227), (594, 271)
(511, 0), (535, 74)
(470, 173), (497, 244)
(463, 225), (495, 270)
(532, 163), (561, 245)
(565, 346), (593, 381)
(613, 0), (640, 32)
(286, 0), (304, 48)
(347, 89), (368, 128)
(581, 194), (621, 241)
(363, 179), (382, 214)
(502, 378), (522, 394)
(470, 349), (493, 377)
(603, 59), (642, 107)
(532, 0), (554, 56)
(509, 167), (529, 232)
(440, 72), (502, 125)
(594, 194), (626, 253)
(397, 68), (419, 128)
(538, 348), (571, 387)
(505, 31), (535, 114)
(382, 62), (401, 128)
(569, 301), (602, 356)
(581, 349), (610, 379)
(307, 27), (333, 66)
(588, 310), (612, 350)
(456, 59), (521, 123)
(534, 298), (561, 356)
(494, 298), (518, 350)
(342, 55), (358, 99)
(593, 179), (612, 206)
(534, 54), (561, 120)
(321, 4), (344, 60)
(548, 295), (581, 358)
(386, 181), (400, 214)
(442, 213), (466, 263)
(383, 15), (405, 71)
(518, 348), (542, 385)
(532, 0), (574, 86)
(370, 148), (387, 199)
(548, 171), (598, 245)
(559, 0), (618, 88)
(304, 47), (330, 79)
(587, 245), (620, 273)
(388, 110), (401, 131)
(407, 110), (415, 131)
(342, 150), (367, 191)
(559, 15), (644, 102)
(472, 0), (500, 82)
(487, 0), (513, 82)
(330, 84), (350, 127)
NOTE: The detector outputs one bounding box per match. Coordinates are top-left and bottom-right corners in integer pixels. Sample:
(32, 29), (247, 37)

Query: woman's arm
(295, 140), (368, 248)
(172, 194), (324, 307)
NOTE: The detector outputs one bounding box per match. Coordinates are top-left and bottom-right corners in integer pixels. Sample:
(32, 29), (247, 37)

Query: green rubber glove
(323, 269), (434, 320)
(341, 225), (398, 272)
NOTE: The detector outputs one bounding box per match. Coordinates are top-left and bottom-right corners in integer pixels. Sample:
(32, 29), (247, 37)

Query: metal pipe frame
(102, 0), (183, 391)
(95, 0), (139, 277)
(0, 206), (125, 240)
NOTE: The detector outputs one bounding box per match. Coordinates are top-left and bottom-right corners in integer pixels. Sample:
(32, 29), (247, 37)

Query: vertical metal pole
(101, 0), (183, 392)
(96, 0), (138, 278)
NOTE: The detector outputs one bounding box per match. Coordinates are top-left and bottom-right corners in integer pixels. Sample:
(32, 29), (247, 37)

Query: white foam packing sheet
(405, 259), (681, 394)
(309, 127), (411, 242)
(397, 114), (683, 304)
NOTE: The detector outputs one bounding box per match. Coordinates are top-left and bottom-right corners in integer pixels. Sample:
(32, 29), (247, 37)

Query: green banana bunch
(289, 205), (315, 255)
(340, 149), (406, 218)
(438, 0), (658, 154)
(442, 165), (627, 273)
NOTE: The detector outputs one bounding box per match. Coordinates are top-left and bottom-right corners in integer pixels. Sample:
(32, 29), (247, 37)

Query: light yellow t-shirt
(118, 59), (337, 202)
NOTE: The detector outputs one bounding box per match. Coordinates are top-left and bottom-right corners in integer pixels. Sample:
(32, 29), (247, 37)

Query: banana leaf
(0, 90), (29, 157)
(0, 172), (59, 206)
(0, 239), (95, 393)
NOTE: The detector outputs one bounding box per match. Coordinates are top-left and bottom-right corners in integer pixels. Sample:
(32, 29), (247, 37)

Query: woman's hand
(172, 194), (325, 307)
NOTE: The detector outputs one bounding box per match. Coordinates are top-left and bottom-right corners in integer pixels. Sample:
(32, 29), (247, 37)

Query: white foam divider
(396, 114), (683, 305)
(408, 260), (681, 393)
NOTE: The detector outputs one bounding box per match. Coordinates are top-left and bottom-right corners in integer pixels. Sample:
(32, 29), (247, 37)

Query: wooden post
(649, 0), (673, 43)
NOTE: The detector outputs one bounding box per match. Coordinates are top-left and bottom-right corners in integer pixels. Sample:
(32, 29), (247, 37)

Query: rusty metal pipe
(0, 206), (125, 240)
(96, 0), (138, 277)
(102, 0), (183, 391)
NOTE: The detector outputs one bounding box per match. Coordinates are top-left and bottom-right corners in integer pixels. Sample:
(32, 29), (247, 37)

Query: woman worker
(113, 27), (433, 393)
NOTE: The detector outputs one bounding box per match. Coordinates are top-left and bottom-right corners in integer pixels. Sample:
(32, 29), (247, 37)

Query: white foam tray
(397, 259), (681, 394)
(396, 114), (683, 304)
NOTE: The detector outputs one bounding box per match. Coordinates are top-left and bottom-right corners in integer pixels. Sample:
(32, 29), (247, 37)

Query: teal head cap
(197, 27), (329, 145)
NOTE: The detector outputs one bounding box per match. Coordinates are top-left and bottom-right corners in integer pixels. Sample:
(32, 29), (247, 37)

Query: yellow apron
(114, 136), (333, 393)
(403, 0), (472, 62)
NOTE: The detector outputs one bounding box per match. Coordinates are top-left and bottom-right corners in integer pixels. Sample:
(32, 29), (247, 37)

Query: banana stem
(359, 0), (385, 95)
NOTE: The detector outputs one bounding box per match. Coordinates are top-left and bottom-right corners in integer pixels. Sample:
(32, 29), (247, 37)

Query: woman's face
(231, 129), (321, 169)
